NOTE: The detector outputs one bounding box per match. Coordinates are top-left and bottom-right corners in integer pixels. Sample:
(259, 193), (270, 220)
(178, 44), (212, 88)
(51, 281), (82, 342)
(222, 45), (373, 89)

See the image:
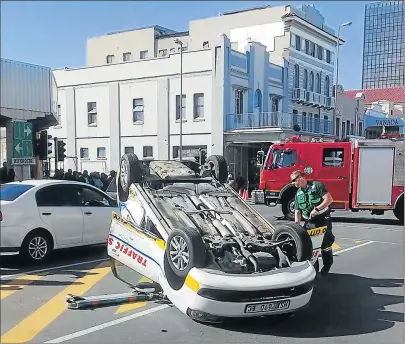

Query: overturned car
(107, 154), (326, 323)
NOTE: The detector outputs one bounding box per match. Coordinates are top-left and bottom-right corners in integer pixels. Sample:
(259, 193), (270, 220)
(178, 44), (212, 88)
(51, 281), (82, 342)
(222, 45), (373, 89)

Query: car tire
(281, 195), (295, 221)
(21, 230), (53, 264)
(203, 155), (228, 183)
(165, 228), (207, 278)
(118, 153), (142, 202)
(393, 197), (404, 223)
(272, 223), (313, 262)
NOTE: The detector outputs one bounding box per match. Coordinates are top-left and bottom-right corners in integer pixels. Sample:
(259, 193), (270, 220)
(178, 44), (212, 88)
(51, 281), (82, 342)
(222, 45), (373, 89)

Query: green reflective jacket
(294, 181), (328, 219)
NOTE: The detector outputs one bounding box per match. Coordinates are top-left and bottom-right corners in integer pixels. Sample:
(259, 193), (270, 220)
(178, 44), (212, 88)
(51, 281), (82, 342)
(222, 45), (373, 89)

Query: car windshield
(0, 184), (34, 201)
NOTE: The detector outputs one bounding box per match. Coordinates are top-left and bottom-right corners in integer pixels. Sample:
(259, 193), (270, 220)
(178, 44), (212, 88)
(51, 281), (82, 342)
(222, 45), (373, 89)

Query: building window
(305, 40), (310, 54)
(326, 50), (331, 63)
(80, 148), (89, 159)
(97, 147), (106, 159)
(324, 115), (330, 134)
(123, 52), (132, 62)
(314, 114), (320, 133)
(170, 48), (175, 54)
(235, 89), (244, 114)
(159, 49), (167, 57)
(322, 148), (344, 167)
(303, 69), (308, 90)
(173, 145), (207, 160)
(193, 93), (204, 119)
(308, 113), (313, 132)
(143, 146), (153, 158)
(295, 35), (301, 51)
(316, 73), (321, 93)
(302, 112), (307, 131)
(87, 102), (97, 125)
(325, 76), (330, 97)
(203, 41), (209, 49)
(176, 94), (186, 120)
(342, 121), (346, 138)
(106, 55), (114, 64)
(317, 46), (323, 60)
(336, 117), (341, 137)
(140, 50), (148, 59)
(271, 97), (279, 112)
(346, 120), (350, 136)
(358, 122), (364, 136)
(133, 98), (144, 122)
(125, 147), (134, 154)
(294, 64), (300, 88)
(310, 42), (315, 57)
(309, 72), (314, 92)
(292, 109), (298, 127)
(350, 123), (355, 135)
(57, 104), (61, 125)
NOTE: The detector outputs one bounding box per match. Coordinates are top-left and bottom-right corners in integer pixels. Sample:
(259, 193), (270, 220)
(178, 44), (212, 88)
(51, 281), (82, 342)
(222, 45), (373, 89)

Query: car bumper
(160, 261), (316, 321)
(0, 225), (26, 256)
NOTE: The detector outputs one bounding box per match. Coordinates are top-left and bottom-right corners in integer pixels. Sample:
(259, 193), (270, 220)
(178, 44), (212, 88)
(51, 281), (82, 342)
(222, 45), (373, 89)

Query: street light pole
(334, 21), (352, 137)
(175, 39), (183, 161)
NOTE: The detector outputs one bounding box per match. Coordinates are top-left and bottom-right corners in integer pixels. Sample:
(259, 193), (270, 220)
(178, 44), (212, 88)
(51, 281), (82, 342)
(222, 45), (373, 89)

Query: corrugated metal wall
(0, 58), (53, 115)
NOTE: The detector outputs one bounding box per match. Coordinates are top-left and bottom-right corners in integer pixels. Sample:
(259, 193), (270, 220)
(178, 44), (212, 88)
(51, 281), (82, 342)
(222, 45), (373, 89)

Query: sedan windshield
(0, 184), (34, 201)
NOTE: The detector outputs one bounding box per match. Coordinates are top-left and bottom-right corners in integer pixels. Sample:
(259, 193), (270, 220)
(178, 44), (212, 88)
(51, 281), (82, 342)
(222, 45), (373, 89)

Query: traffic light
(56, 140), (66, 162)
(35, 130), (52, 160)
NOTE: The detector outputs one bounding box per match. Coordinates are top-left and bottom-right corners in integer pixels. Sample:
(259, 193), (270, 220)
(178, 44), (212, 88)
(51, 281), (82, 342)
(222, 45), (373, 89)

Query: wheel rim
(120, 159), (129, 190)
(169, 236), (189, 271)
(28, 236), (48, 260)
(276, 233), (297, 261)
(288, 199), (295, 214)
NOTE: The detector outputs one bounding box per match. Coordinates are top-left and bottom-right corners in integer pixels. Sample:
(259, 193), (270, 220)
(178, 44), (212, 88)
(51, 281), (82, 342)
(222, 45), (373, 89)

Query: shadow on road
(214, 273), (404, 338)
(332, 216), (403, 226)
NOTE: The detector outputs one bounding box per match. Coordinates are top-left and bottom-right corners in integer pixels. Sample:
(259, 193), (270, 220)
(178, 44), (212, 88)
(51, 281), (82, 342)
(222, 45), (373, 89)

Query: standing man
(290, 170), (335, 277)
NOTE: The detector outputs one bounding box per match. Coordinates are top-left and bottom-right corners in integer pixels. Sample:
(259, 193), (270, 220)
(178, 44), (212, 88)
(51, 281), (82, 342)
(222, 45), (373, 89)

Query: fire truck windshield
(269, 149), (297, 169)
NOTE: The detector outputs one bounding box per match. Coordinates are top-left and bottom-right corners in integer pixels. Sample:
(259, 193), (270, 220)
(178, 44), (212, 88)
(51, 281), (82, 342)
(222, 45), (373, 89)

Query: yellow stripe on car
(185, 274), (200, 292)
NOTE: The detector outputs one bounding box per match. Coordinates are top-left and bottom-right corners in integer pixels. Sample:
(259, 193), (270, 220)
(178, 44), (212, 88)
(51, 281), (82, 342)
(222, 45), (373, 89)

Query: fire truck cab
(253, 136), (404, 222)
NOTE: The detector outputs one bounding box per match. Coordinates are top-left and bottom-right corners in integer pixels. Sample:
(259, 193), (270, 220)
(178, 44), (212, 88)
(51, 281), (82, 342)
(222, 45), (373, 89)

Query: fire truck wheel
(281, 195), (296, 221)
(393, 197), (404, 223)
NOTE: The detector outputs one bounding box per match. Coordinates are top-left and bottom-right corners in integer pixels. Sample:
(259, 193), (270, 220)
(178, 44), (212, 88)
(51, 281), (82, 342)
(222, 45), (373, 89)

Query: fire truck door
(317, 145), (351, 209)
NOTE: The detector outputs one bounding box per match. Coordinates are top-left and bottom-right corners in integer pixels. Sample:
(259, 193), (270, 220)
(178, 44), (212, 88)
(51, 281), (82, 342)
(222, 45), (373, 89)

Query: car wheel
(21, 231), (53, 264)
(273, 223), (313, 262)
(281, 195), (295, 221)
(393, 197), (404, 223)
(118, 153), (142, 202)
(165, 228), (207, 278)
(203, 155), (228, 183)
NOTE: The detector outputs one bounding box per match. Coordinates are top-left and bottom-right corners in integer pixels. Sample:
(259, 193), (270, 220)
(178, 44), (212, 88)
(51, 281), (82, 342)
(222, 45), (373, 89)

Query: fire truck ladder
(65, 282), (164, 310)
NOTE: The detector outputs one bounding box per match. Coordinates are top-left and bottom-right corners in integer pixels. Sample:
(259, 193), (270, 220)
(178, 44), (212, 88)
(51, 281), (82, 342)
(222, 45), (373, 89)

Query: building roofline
(157, 31), (189, 39)
(1, 57), (51, 70)
(88, 25), (177, 38)
(222, 5), (273, 16)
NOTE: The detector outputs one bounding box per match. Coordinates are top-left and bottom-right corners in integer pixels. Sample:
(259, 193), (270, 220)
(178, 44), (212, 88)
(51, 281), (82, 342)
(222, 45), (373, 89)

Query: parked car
(0, 180), (118, 263)
(108, 154), (325, 323)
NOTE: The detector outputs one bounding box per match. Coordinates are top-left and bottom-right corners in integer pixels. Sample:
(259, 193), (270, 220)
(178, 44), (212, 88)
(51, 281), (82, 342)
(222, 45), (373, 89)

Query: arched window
(316, 73), (321, 93)
(255, 89), (262, 113)
(303, 69), (308, 90)
(309, 71), (314, 92)
(325, 76), (330, 97)
(294, 64), (300, 88)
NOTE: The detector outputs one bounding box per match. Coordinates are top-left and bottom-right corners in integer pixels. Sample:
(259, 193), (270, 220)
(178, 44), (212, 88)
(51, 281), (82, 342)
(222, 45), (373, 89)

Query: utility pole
(175, 39), (184, 161)
(54, 137), (58, 174)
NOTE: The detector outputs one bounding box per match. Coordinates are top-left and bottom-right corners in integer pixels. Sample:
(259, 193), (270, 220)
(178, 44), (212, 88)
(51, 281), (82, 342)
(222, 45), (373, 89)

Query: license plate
(245, 300), (291, 314)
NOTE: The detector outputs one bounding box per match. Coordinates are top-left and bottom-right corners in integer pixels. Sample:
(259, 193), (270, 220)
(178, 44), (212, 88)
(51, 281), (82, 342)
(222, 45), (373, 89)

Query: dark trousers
(303, 213), (335, 273)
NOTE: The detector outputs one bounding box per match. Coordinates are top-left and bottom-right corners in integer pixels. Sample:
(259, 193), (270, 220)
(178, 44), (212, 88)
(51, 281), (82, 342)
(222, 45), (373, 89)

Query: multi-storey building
(362, 1), (404, 89)
(50, 4), (341, 182)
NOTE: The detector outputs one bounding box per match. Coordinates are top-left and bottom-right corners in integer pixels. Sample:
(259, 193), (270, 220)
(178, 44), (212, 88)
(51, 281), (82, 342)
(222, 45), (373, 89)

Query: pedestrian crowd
(46, 168), (116, 192)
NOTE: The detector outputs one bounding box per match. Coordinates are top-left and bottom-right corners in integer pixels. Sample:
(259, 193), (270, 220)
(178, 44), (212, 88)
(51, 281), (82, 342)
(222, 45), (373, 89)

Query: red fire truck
(253, 136), (404, 222)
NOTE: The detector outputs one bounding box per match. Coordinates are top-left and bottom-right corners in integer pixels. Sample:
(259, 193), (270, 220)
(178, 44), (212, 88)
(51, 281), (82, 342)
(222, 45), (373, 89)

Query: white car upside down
(107, 153), (326, 323)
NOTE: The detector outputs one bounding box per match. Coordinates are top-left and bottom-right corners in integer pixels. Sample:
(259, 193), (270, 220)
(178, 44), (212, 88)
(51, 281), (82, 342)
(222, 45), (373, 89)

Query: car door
(72, 185), (118, 244)
(36, 184), (84, 246)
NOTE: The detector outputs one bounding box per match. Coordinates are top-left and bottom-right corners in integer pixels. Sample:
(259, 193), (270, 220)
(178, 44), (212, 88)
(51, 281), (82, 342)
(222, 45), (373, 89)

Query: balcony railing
(226, 112), (332, 135)
(292, 88), (335, 109)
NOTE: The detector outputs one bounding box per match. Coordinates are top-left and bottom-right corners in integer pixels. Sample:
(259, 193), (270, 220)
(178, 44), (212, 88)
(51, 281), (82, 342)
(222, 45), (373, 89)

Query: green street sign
(13, 121), (33, 159)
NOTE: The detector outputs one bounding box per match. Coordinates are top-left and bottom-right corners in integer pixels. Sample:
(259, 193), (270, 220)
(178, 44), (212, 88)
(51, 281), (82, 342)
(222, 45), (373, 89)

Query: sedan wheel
(28, 236), (48, 260)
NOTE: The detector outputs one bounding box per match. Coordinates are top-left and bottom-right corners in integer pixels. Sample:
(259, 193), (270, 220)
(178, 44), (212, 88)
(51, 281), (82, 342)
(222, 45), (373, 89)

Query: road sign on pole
(13, 121), (34, 159)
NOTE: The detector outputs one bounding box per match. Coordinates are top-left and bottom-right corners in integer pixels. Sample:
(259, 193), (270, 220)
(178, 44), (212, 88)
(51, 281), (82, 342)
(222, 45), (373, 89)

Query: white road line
(333, 241), (374, 255)
(0, 258), (109, 280)
(45, 304), (170, 343)
(337, 237), (404, 246)
(333, 224), (404, 232)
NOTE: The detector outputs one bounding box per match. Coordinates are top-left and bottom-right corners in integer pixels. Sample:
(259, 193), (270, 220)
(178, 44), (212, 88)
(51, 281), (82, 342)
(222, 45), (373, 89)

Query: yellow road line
(115, 275), (151, 315)
(332, 243), (341, 251)
(0, 262), (111, 344)
(1, 274), (44, 301)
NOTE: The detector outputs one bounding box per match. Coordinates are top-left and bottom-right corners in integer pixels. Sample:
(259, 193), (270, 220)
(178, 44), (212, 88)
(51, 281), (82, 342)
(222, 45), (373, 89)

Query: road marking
(0, 262), (111, 344)
(115, 276), (151, 315)
(0, 258), (109, 280)
(333, 223), (403, 232)
(45, 304), (170, 343)
(338, 237), (404, 246)
(333, 241), (374, 255)
(331, 243), (341, 250)
(1, 274), (44, 300)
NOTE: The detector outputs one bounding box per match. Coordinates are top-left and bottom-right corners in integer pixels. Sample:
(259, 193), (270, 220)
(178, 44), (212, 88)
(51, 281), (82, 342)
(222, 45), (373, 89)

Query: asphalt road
(1, 206), (403, 344)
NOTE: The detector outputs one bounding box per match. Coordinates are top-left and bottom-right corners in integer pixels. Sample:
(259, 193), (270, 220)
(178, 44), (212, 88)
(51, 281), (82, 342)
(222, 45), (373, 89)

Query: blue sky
(1, 1), (369, 90)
